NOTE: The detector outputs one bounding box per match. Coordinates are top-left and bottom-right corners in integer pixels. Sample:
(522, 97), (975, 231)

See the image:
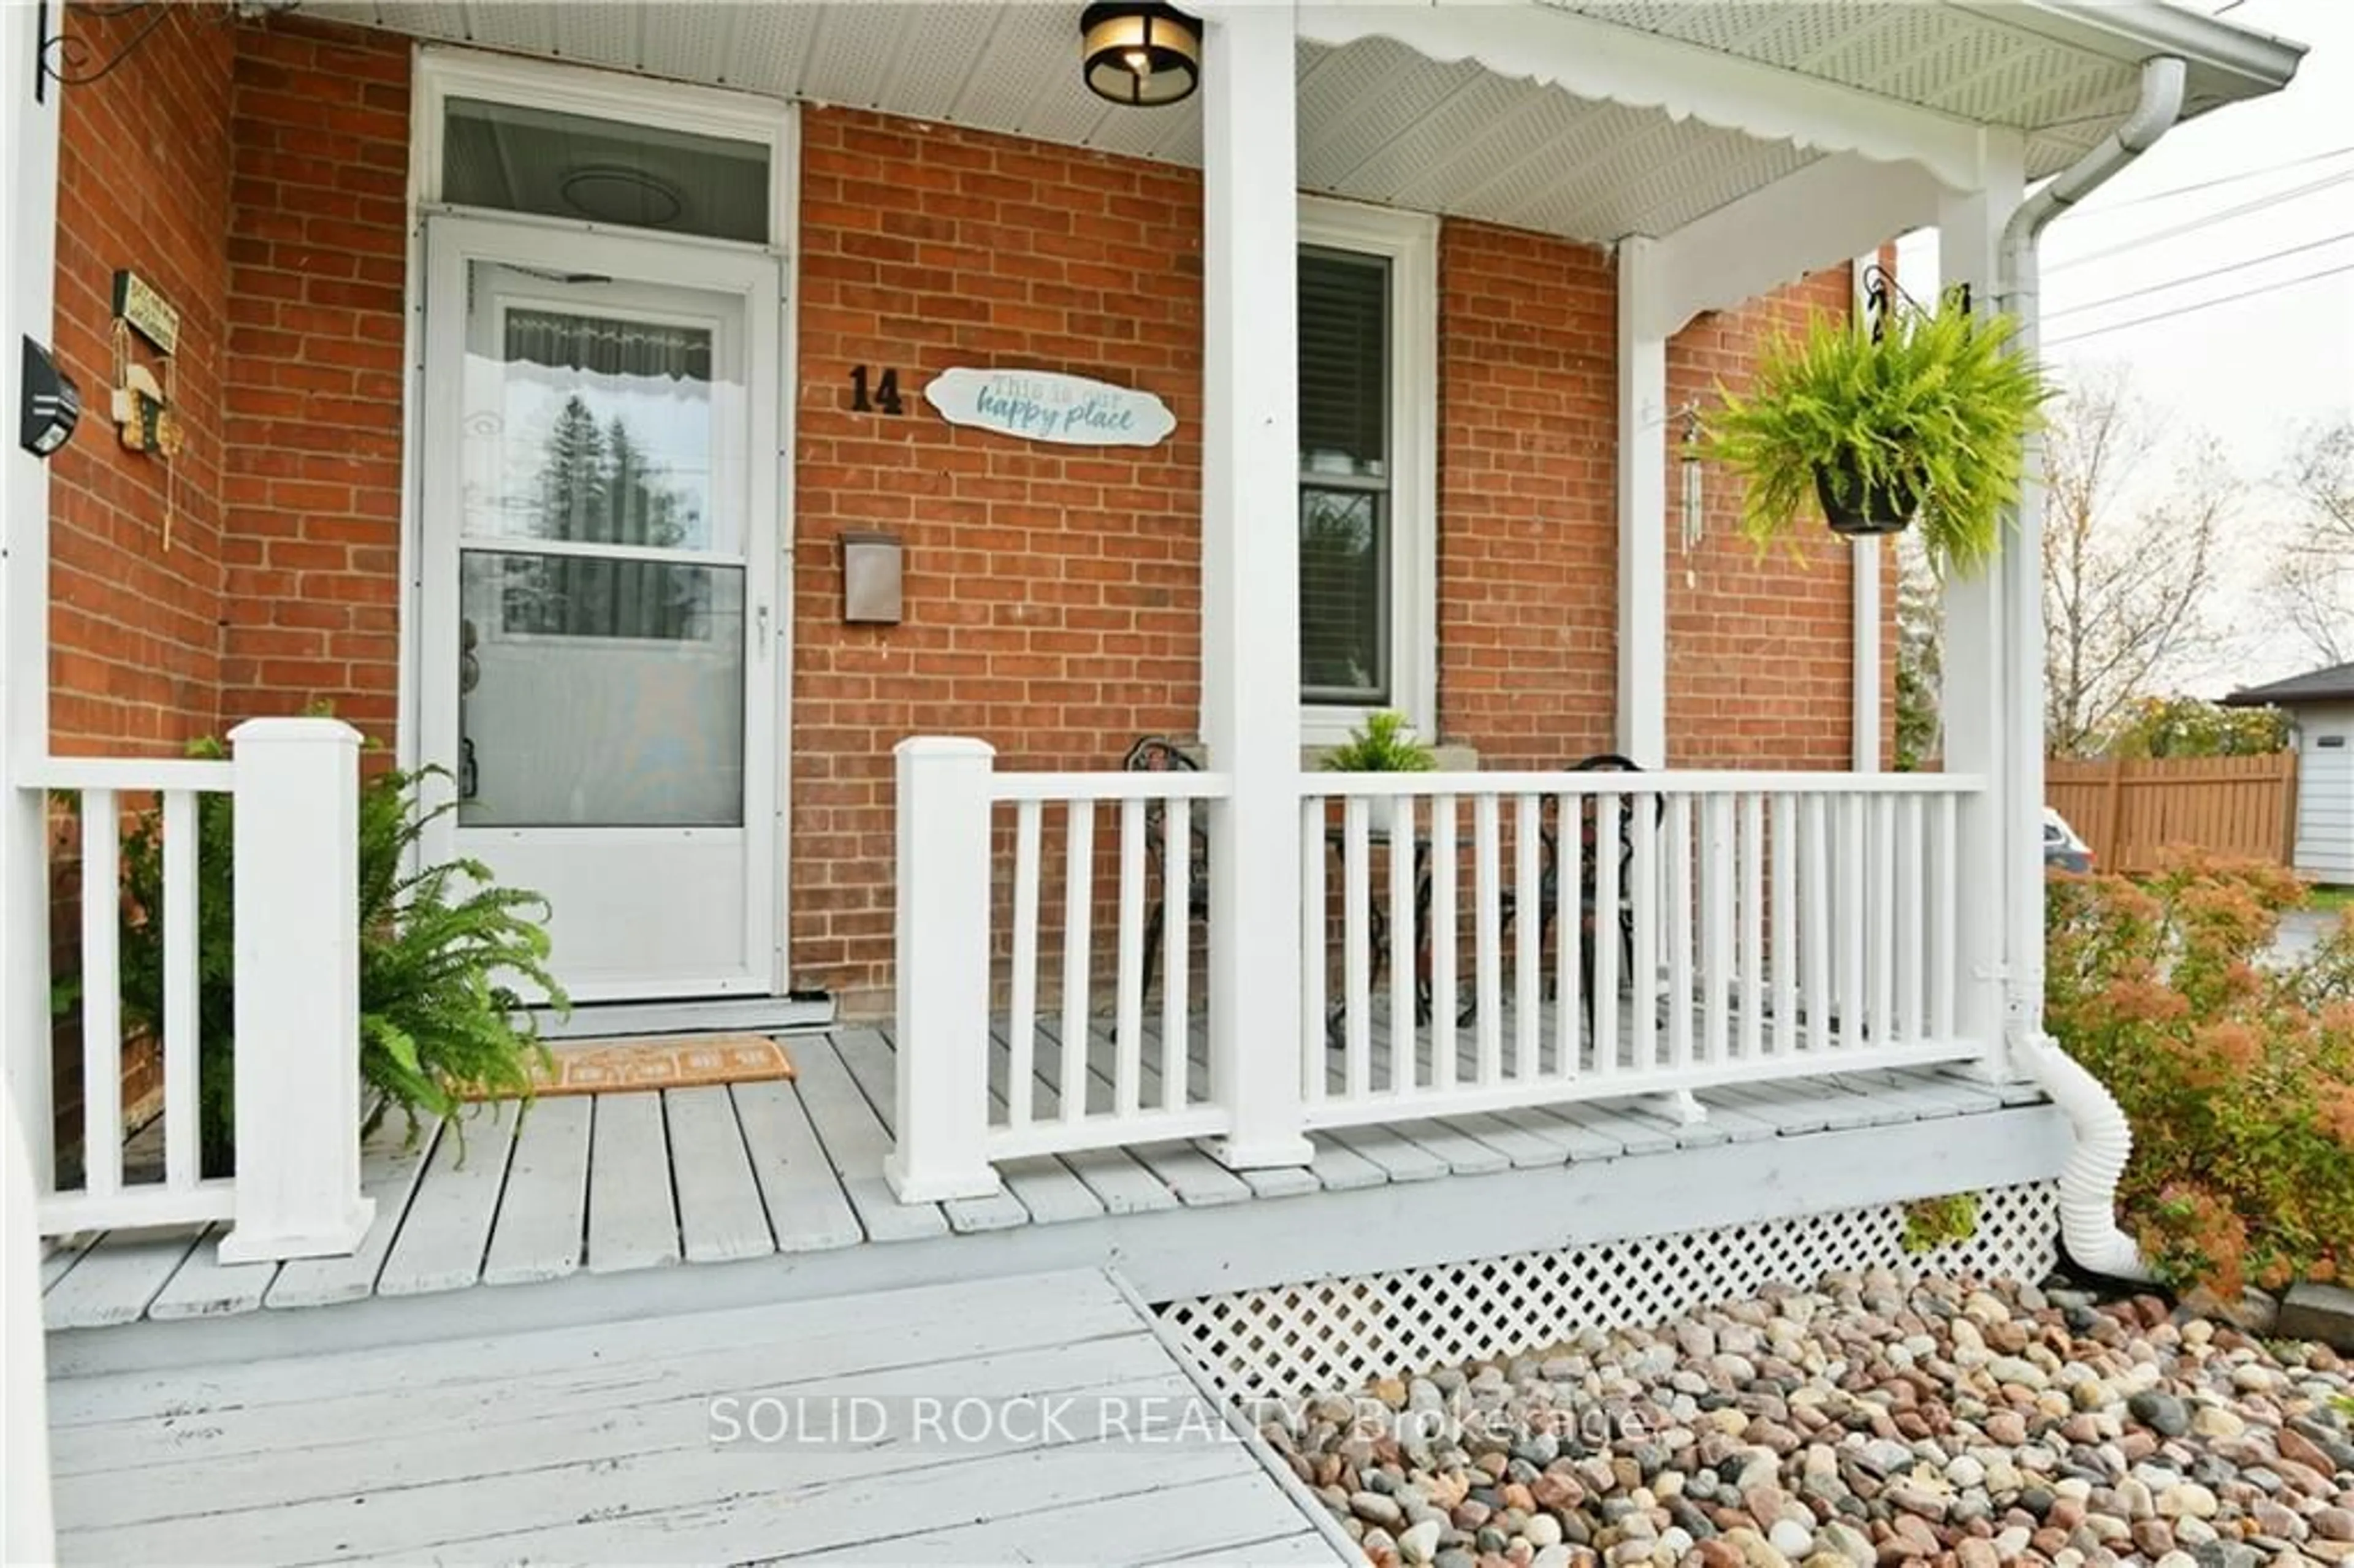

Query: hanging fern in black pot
(1694, 284), (2052, 576)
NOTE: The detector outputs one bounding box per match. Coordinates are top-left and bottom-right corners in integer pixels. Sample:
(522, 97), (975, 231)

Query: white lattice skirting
(1154, 1180), (2060, 1404)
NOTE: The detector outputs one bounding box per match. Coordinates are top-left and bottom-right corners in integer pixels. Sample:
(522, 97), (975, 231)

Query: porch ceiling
(305, 0), (2299, 246)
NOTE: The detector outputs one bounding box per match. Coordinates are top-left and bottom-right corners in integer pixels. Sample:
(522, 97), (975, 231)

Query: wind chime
(109, 269), (185, 549)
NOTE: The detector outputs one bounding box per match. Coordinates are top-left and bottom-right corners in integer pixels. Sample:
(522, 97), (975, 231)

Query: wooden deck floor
(47, 1267), (1346, 1565)
(41, 1008), (2057, 1352)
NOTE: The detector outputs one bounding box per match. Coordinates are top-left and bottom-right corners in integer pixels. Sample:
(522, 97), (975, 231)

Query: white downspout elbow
(1997, 56), (2187, 1285)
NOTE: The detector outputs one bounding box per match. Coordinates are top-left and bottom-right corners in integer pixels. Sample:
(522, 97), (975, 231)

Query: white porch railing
(888, 738), (1235, 1201)
(14, 719), (375, 1261)
(892, 742), (1992, 1198)
(1297, 770), (1984, 1129)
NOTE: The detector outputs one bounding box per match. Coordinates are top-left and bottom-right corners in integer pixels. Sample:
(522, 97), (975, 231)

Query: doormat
(466, 1034), (797, 1100)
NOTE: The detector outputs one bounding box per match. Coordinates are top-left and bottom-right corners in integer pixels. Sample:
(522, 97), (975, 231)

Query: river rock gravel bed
(1267, 1272), (2354, 1568)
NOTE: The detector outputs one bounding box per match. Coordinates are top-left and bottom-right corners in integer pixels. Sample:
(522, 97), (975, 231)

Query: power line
(2043, 258), (2354, 348)
(2047, 167), (2354, 271)
(2090, 143), (2354, 213)
(2047, 229), (2354, 319)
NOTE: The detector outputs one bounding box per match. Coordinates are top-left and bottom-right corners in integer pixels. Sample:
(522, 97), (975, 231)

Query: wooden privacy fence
(2046, 752), (2297, 874)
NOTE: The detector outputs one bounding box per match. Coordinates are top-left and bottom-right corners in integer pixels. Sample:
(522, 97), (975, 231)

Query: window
(1297, 199), (1436, 742)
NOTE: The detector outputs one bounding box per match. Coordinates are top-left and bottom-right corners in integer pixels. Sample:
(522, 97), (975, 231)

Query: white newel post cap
(226, 716), (365, 748)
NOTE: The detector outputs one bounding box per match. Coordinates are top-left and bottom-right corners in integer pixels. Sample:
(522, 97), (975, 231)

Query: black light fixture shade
(20, 338), (80, 459)
(1081, 2), (1202, 107)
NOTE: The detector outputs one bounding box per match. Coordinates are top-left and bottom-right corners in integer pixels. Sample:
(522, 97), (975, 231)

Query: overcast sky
(1899, 0), (2353, 689)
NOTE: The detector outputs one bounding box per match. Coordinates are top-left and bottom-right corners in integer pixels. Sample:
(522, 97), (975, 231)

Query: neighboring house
(2225, 661), (2354, 883)
(0, 2), (2305, 1558)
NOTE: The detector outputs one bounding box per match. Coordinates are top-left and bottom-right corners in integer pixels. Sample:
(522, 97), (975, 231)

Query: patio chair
(1126, 736), (1209, 1003)
(1458, 752), (1659, 1035)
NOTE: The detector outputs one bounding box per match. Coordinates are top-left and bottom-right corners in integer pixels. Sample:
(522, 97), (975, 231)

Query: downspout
(1998, 56), (2187, 1283)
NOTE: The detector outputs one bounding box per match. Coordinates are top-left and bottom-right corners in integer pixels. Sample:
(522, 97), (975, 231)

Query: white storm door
(420, 215), (782, 1001)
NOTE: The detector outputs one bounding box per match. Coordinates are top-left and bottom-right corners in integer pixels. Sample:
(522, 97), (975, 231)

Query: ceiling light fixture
(1080, 2), (1201, 108)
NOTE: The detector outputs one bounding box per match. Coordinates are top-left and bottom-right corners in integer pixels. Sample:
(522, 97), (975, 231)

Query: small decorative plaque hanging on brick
(922, 367), (1174, 447)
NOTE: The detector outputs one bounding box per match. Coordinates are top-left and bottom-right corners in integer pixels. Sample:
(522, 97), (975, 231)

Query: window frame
(1297, 196), (1438, 747)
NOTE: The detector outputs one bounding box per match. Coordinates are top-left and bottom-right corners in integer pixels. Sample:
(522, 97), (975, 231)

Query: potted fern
(1696, 294), (2051, 575)
(1320, 710), (1438, 773)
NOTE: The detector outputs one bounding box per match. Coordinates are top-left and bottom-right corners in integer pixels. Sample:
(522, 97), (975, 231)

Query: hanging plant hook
(1862, 261), (1974, 343)
(33, 1), (299, 99)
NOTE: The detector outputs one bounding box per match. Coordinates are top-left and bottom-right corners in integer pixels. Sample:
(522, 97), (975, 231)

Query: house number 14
(850, 366), (904, 414)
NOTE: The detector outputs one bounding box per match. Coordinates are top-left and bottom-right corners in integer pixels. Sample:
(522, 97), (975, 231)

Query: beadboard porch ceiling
(295, 0), (2303, 246)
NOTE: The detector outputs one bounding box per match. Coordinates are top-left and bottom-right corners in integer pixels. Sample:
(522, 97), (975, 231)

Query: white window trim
(409, 47), (796, 248)
(1297, 196), (1438, 748)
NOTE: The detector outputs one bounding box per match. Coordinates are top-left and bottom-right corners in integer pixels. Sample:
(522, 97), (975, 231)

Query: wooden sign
(921, 367), (1174, 447)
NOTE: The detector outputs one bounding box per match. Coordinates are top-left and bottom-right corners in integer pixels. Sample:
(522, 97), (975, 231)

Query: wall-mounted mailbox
(841, 530), (903, 625)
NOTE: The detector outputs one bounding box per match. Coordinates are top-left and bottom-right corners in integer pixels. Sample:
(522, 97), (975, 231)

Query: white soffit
(307, 1), (2293, 244)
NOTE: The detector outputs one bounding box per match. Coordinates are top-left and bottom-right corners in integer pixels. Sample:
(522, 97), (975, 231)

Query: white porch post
(1850, 261), (1884, 774)
(218, 719), (376, 1263)
(1199, 3), (1311, 1170)
(885, 736), (1004, 1202)
(1937, 151), (2025, 1078)
(1617, 235), (1667, 767)
(4, 0), (62, 1209)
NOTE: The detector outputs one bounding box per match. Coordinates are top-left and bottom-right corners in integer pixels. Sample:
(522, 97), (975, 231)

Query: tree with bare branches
(2041, 371), (2231, 757)
(2261, 419), (2354, 666)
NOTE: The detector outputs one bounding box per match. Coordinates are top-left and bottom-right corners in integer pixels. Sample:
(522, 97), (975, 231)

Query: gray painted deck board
(585, 1091), (681, 1274)
(1129, 1138), (1258, 1206)
(50, 1269), (1330, 1566)
(1059, 1144), (1184, 1214)
(1383, 1116), (1514, 1175)
(44, 1226), (207, 1330)
(145, 1225), (275, 1321)
(50, 1271), (1135, 1429)
(664, 1085), (775, 1262)
(790, 1030), (950, 1243)
(479, 1096), (592, 1286)
(1300, 1133), (1388, 1191)
(375, 1102), (517, 1296)
(265, 1111), (441, 1309)
(731, 1078), (863, 1253)
(41, 1235), (96, 1291)
(1328, 1122), (1453, 1182)
(1436, 1111), (1567, 1169)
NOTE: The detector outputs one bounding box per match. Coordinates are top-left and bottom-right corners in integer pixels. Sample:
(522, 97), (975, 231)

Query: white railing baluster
(1343, 794), (1372, 1100)
(1162, 795), (1189, 1111)
(1667, 794), (1696, 1071)
(1593, 791), (1621, 1077)
(1388, 794), (1417, 1097)
(1804, 794), (1831, 1054)
(1114, 797), (1146, 1119)
(1060, 800), (1094, 1127)
(1431, 794), (1458, 1094)
(1738, 792), (1763, 1061)
(1702, 793), (1733, 1067)
(1932, 791), (1956, 1041)
(1841, 795), (1867, 1049)
(80, 790), (122, 1201)
(1008, 800), (1042, 1131)
(1514, 793), (1541, 1081)
(1772, 793), (1796, 1057)
(1473, 793), (1503, 1087)
(1899, 794), (1924, 1046)
(161, 790), (199, 1192)
(1300, 795), (1327, 1105)
(1554, 791), (1582, 1078)
(1629, 791), (1659, 1073)
(1872, 794), (1895, 1049)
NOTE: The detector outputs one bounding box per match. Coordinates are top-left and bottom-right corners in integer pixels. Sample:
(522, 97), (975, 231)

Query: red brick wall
(1436, 221), (1619, 767)
(48, 4), (237, 756)
(790, 109), (1206, 1003)
(219, 20), (411, 738)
